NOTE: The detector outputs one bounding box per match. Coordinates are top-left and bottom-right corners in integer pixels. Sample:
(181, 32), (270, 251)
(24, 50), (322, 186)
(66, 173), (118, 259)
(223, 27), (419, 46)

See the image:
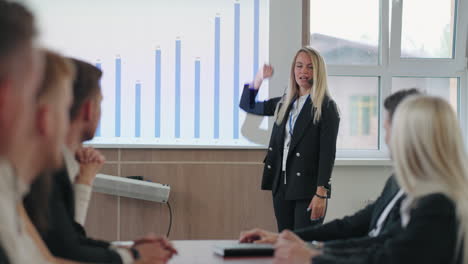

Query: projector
(93, 174), (170, 203)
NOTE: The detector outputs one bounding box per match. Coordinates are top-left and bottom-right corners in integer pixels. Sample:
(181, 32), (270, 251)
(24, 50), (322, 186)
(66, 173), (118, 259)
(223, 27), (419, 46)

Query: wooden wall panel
(120, 149), (266, 163)
(119, 163), (276, 240)
(85, 149), (276, 241)
(84, 163), (119, 241)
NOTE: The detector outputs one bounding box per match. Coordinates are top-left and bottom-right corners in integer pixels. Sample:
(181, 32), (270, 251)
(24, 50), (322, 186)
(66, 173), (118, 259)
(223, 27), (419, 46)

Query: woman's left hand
(308, 196), (326, 220)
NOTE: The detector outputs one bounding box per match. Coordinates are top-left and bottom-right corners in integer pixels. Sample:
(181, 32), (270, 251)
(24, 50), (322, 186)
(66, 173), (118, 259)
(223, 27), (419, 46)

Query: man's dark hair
(69, 58), (103, 120)
(384, 88), (421, 121)
(0, 1), (36, 70)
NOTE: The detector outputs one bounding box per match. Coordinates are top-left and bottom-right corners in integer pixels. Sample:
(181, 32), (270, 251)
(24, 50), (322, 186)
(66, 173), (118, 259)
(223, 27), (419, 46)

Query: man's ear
(81, 100), (92, 122)
(36, 105), (51, 137)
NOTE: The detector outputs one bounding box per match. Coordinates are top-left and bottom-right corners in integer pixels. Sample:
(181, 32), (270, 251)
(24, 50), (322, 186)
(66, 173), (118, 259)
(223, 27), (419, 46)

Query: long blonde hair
(391, 96), (468, 263)
(275, 47), (331, 125)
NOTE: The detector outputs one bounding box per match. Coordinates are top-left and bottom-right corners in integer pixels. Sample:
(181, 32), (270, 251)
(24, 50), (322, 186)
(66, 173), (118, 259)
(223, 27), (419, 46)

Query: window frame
(304, 0), (468, 159)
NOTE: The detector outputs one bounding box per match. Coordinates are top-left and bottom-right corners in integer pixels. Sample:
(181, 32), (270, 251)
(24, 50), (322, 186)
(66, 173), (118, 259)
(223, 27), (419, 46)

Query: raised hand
(253, 64), (274, 89)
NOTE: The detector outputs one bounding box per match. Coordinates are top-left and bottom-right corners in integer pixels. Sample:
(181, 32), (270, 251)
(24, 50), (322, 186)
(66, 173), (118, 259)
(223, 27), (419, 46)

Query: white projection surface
(29, 0), (270, 148)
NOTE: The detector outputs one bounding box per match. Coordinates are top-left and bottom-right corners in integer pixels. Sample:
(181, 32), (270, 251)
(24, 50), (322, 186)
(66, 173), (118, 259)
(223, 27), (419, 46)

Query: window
(328, 76), (379, 150)
(310, 0), (380, 65)
(350, 96), (378, 137)
(392, 77), (459, 113)
(306, 0), (468, 159)
(401, 0), (456, 58)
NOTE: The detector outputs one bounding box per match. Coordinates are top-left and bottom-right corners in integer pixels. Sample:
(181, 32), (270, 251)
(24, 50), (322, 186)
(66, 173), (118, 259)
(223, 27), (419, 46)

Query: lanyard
(288, 95), (310, 137)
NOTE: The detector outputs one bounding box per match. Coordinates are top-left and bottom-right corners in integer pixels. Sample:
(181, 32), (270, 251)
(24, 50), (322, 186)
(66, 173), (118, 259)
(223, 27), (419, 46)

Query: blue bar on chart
(233, 2), (240, 139)
(253, 0), (260, 78)
(155, 48), (161, 138)
(175, 39), (181, 138)
(115, 56), (121, 137)
(95, 61), (102, 137)
(214, 16), (220, 139)
(194, 59), (201, 138)
(135, 82), (141, 137)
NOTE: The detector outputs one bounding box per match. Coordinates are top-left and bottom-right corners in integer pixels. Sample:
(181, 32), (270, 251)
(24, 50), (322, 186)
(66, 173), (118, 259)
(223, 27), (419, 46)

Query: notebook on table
(213, 242), (274, 257)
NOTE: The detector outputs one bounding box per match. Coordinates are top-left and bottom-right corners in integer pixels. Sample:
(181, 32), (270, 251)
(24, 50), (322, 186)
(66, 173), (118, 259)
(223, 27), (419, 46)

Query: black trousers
(273, 172), (326, 232)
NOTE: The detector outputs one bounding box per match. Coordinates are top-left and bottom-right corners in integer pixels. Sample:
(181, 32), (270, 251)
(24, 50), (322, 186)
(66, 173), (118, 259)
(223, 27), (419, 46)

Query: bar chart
(32, 0), (270, 147)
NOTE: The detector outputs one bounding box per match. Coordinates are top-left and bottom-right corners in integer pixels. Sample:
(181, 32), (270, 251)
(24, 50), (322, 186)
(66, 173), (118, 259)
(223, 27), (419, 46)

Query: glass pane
(392, 77), (458, 112)
(329, 76), (379, 150)
(310, 0), (380, 65)
(401, 0), (456, 58)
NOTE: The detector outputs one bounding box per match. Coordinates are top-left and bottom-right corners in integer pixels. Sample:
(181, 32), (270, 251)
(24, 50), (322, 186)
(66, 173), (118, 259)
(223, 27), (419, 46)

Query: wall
(85, 149), (391, 241)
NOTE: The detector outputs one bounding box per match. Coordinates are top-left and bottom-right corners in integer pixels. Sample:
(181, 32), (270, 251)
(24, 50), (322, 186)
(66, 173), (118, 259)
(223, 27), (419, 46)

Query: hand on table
(133, 237), (177, 264)
(134, 234), (178, 256)
(273, 230), (321, 264)
(239, 228), (279, 244)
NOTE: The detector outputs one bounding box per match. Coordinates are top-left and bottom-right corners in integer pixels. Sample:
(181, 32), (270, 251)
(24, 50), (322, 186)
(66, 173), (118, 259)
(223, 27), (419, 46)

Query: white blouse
(282, 94), (310, 184)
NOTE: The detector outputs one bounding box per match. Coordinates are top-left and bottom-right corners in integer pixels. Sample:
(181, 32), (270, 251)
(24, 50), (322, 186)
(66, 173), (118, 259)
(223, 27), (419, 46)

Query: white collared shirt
(400, 195), (414, 228)
(63, 147), (92, 226)
(0, 159), (52, 264)
(368, 190), (405, 237)
(282, 94), (309, 180)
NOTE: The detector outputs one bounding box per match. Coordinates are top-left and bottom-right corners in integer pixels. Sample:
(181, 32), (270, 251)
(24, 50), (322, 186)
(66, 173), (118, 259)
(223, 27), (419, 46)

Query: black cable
(166, 201), (172, 238)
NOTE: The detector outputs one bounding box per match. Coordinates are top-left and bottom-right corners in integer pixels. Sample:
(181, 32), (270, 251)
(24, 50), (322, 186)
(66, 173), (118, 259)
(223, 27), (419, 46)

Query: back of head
(391, 95), (468, 262)
(384, 88), (420, 121)
(0, 0), (36, 79)
(69, 58), (102, 121)
(391, 96), (466, 195)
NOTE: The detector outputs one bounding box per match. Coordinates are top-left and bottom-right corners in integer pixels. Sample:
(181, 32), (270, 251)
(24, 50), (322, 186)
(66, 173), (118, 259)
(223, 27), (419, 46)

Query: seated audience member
(272, 95), (467, 264)
(32, 58), (176, 264)
(240, 89), (420, 246)
(0, 3), (82, 263)
(0, 1), (49, 263)
(19, 50), (84, 264)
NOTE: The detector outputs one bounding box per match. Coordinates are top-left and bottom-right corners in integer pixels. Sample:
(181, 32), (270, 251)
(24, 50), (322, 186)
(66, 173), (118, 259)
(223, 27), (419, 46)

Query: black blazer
(312, 193), (459, 264)
(239, 85), (340, 200)
(294, 175), (401, 242)
(0, 245), (9, 264)
(42, 168), (123, 264)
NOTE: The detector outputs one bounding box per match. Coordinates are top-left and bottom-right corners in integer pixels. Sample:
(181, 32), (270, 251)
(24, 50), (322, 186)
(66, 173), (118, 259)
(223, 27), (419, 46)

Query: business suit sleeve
(239, 84), (281, 116)
(45, 179), (123, 263)
(295, 202), (374, 242)
(317, 99), (340, 189)
(311, 194), (457, 264)
(73, 222), (112, 248)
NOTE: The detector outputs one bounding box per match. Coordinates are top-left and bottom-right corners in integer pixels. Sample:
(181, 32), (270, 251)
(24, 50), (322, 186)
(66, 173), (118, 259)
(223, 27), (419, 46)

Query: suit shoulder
(418, 193), (453, 206)
(415, 193), (455, 215)
(321, 96), (340, 119)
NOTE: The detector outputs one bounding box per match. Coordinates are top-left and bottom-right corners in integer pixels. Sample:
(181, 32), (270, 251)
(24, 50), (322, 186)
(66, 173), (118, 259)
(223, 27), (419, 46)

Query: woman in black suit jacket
(240, 47), (340, 231)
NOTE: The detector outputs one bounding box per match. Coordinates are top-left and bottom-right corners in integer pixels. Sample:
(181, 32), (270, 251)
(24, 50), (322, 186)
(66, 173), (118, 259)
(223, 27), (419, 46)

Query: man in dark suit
(27, 59), (176, 264)
(240, 89), (420, 246)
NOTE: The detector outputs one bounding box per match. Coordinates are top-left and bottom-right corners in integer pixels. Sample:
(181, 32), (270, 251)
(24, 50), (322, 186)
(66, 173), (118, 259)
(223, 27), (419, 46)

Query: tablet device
(213, 242), (274, 257)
